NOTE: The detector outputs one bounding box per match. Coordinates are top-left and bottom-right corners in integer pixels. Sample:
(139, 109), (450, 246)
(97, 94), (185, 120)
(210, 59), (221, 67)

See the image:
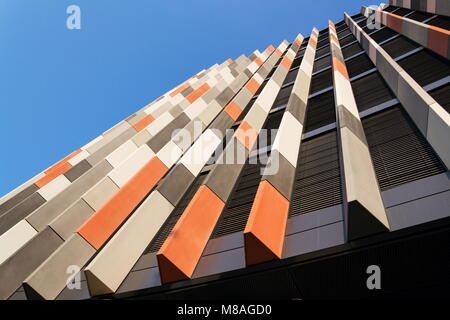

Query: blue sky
(0, 0), (361, 196)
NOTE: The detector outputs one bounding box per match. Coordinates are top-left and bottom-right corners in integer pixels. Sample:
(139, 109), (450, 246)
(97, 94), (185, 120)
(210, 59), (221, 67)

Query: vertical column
(20, 51), (262, 300)
(388, 0), (450, 17)
(81, 46), (277, 296)
(345, 12), (450, 169)
(362, 6), (450, 59)
(329, 20), (390, 240)
(243, 29), (319, 266)
(156, 38), (300, 284)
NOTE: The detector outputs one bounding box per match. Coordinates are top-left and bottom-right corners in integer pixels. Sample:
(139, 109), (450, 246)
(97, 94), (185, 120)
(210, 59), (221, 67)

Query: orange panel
(387, 13), (403, 33)
(245, 78), (260, 94)
(44, 149), (81, 174)
(294, 38), (302, 46)
(280, 56), (292, 69)
(332, 57), (350, 80)
(267, 45), (275, 53)
(186, 83), (210, 103)
(309, 37), (317, 47)
(234, 121), (258, 151)
(254, 57), (263, 66)
(227, 58), (233, 64)
(170, 82), (190, 97)
(224, 102), (242, 121)
(157, 185), (225, 283)
(132, 114), (155, 132)
(244, 180), (289, 266)
(428, 26), (450, 58)
(330, 34), (339, 45)
(77, 157), (168, 250)
(35, 162), (72, 188)
(275, 48), (283, 57)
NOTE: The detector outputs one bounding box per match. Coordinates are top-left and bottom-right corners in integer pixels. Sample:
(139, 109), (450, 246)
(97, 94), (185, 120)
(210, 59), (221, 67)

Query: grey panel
(209, 112), (235, 139)
(64, 160), (92, 182)
(387, 190), (450, 231)
(116, 267), (161, 294)
(147, 113), (190, 153)
(26, 160), (113, 231)
(193, 247), (245, 279)
(382, 172), (450, 208)
(157, 164), (196, 206)
(263, 152), (296, 200)
(86, 128), (136, 166)
(0, 227), (63, 300)
(0, 184), (38, 217)
(56, 279), (91, 300)
(282, 221), (345, 259)
(285, 204), (343, 235)
(216, 87), (236, 107)
(203, 232), (244, 255)
(49, 199), (95, 240)
(0, 193), (46, 236)
(204, 163), (246, 202)
(132, 253), (158, 271)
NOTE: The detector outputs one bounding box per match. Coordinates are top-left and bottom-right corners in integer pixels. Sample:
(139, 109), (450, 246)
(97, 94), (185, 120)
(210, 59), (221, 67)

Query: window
(370, 27), (397, 43)
(362, 106), (446, 190)
(310, 69), (332, 94)
(290, 130), (342, 216)
(315, 45), (330, 59)
(427, 16), (450, 30)
(345, 53), (375, 78)
(283, 68), (299, 85)
(212, 160), (265, 238)
(271, 85), (293, 109)
(145, 172), (209, 253)
(381, 36), (420, 59)
(429, 84), (450, 113)
(406, 11), (434, 22)
(313, 54), (331, 73)
(352, 72), (396, 112)
(337, 28), (351, 40)
(343, 42), (363, 59)
(304, 90), (336, 133)
(397, 49), (450, 87)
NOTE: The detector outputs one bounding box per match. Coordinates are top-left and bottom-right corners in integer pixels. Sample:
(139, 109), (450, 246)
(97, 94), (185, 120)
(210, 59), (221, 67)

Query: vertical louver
(145, 172), (209, 253)
(397, 50), (450, 87)
(289, 131), (342, 216)
(303, 90), (336, 133)
(352, 72), (396, 112)
(362, 106), (447, 190)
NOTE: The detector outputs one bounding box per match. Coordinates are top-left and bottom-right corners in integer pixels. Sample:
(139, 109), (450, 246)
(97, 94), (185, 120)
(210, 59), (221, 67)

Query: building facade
(0, 0), (449, 300)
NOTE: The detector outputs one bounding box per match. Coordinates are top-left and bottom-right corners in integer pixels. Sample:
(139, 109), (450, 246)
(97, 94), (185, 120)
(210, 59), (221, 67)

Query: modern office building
(0, 0), (449, 300)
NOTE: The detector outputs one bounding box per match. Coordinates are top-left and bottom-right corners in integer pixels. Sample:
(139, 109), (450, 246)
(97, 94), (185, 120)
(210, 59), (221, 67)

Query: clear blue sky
(0, 0), (361, 196)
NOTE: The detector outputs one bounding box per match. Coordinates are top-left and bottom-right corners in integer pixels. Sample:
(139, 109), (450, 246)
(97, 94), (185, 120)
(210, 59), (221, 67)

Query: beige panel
(23, 234), (96, 300)
(82, 177), (120, 211)
(84, 191), (174, 295)
(0, 220), (37, 265)
(37, 175), (71, 201)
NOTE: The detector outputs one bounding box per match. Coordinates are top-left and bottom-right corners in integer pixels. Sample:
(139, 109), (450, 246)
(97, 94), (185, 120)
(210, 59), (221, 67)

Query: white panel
(156, 141), (183, 168)
(180, 129), (222, 176)
(105, 140), (138, 168)
(271, 111), (303, 168)
(108, 145), (154, 188)
(37, 175), (71, 201)
(145, 112), (174, 136)
(184, 98), (208, 120)
(68, 150), (90, 166)
(84, 191), (174, 295)
(0, 220), (37, 264)
(81, 136), (103, 151)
